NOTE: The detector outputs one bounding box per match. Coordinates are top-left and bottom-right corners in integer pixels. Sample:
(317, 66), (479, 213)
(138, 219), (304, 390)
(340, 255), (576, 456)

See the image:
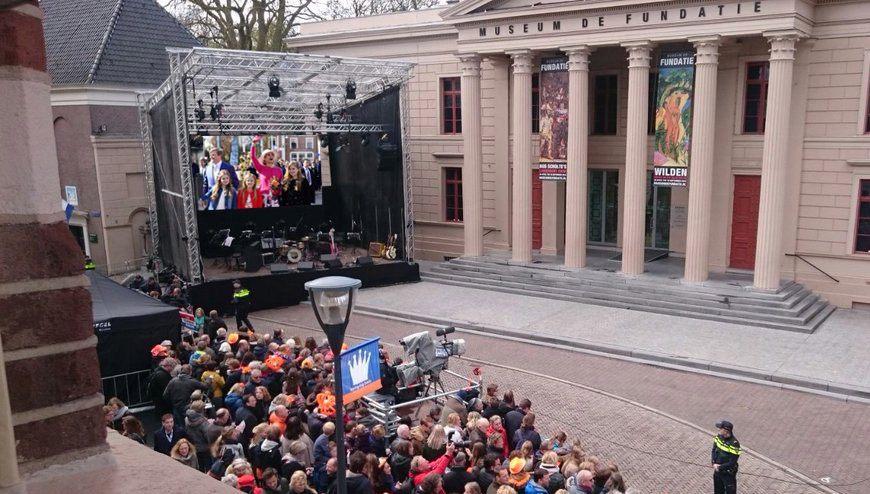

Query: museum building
(288, 0), (870, 308)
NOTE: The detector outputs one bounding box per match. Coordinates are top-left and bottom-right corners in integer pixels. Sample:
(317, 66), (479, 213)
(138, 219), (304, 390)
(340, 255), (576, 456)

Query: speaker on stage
(270, 263), (290, 274)
(321, 255), (342, 270)
(297, 261), (315, 271)
(317, 242), (332, 255)
(243, 242), (262, 272)
(356, 256), (374, 267)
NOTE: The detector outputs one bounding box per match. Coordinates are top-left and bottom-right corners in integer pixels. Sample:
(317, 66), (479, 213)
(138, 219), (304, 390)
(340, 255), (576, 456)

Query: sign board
(180, 310), (197, 332)
(538, 57), (569, 181)
(65, 186), (78, 206)
(652, 51), (695, 187)
(340, 337), (382, 403)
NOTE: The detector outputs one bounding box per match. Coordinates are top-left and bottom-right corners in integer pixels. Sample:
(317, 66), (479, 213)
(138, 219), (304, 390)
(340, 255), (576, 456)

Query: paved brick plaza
(252, 300), (869, 494)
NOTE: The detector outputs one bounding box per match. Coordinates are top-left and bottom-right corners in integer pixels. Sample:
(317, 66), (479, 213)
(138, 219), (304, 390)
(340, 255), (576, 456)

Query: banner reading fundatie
(653, 51), (695, 187)
(538, 57), (568, 181)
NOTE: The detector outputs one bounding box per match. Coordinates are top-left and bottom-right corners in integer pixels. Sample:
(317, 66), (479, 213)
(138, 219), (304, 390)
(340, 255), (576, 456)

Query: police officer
(712, 420), (740, 494)
(230, 279), (253, 331)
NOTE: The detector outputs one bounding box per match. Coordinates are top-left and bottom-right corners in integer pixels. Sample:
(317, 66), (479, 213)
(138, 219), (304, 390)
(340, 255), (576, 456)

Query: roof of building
(42, 0), (201, 87)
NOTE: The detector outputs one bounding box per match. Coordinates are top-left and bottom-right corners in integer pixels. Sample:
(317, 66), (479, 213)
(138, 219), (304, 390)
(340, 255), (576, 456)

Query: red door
(532, 170), (543, 249)
(729, 175), (761, 269)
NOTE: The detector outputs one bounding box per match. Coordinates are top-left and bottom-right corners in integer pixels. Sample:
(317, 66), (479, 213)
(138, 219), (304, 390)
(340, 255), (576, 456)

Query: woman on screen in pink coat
(251, 136), (283, 207)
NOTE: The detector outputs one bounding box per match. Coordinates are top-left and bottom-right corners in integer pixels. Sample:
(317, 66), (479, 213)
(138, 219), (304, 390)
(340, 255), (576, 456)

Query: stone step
(422, 257), (836, 332)
(446, 257), (805, 305)
(420, 274), (828, 333)
(422, 270), (818, 327)
(430, 263), (815, 315)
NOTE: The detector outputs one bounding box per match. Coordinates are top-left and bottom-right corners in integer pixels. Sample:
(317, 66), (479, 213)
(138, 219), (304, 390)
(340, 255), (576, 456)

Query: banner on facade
(652, 51), (695, 187)
(538, 57), (569, 181)
(340, 337), (382, 403)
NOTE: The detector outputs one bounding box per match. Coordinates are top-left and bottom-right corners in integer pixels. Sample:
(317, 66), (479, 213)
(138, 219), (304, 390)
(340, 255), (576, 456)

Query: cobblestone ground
(251, 305), (869, 494)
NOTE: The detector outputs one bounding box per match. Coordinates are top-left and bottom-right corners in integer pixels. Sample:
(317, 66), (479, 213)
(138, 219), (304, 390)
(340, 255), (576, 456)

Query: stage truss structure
(139, 47), (415, 284)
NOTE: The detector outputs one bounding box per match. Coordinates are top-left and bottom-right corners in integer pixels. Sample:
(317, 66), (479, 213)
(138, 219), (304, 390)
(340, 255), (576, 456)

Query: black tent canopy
(87, 271), (180, 377)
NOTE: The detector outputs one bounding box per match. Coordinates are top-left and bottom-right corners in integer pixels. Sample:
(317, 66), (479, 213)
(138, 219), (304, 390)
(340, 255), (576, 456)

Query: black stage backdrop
(323, 86), (406, 259)
(150, 95), (192, 280)
(189, 261), (420, 316)
(197, 205), (325, 258)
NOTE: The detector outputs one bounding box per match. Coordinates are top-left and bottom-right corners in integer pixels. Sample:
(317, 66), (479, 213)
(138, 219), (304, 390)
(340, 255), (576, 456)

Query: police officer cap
(715, 420), (734, 431)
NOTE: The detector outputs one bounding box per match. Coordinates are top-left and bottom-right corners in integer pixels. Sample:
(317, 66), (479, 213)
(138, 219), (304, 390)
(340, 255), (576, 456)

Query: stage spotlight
(195, 99), (206, 122)
(380, 133), (389, 143)
(314, 102), (324, 121)
(210, 103), (223, 121)
(268, 76), (282, 98)
(319, 134), (329, 148)
(345, 79), (357, 100)
(360, 134), (370, 147)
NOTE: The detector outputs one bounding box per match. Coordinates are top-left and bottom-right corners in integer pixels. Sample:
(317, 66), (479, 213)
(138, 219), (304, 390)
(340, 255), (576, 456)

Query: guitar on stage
(384, 233), (397, 260)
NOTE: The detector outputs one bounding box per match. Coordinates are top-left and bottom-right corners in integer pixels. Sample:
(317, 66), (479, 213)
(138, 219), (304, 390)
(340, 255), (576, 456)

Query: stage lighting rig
(345, 79), (357, 100)
(360, 134), (370, 147)
(268, 76), (283, 98)
(314, 102), (324, 121)
(319, 134), (329, 148)
(208, 86), (223, 121)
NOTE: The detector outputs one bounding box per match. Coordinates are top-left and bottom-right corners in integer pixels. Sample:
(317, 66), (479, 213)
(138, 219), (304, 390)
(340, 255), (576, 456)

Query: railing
(786, 253), (840, 283)
(101, 369), (154, 413)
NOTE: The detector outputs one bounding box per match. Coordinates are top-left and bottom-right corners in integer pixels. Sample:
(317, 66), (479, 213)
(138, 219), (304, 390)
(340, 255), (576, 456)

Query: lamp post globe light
(304, 276), (362, 494)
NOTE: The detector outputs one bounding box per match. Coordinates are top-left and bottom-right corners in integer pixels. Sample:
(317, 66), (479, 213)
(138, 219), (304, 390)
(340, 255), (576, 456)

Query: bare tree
(320, 0), (441, 18)
(166, 0), (319, 51)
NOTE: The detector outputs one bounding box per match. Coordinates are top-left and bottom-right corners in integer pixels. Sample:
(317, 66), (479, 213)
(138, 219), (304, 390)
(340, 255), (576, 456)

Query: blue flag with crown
(341, 337), (381, 403)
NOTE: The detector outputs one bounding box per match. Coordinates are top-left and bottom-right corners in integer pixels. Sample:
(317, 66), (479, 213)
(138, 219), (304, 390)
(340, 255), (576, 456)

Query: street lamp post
(304, 276), (362, 494)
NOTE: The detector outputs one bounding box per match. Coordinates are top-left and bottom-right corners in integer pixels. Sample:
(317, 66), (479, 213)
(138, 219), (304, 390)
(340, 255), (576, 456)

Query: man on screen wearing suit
(203, 148), (239, 196)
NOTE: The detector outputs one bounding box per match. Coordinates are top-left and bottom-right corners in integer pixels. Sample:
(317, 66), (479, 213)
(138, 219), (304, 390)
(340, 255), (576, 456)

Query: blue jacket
(203, 187), (237, 210)
(525, 481), (549, 494)
(203, 161), (239, 193)
(314, 433), (331, 470)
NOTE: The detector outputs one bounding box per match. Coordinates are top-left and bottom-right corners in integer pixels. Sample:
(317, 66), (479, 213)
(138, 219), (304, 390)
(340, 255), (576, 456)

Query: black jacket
(514, 426), (542, 452)
(473, 467), (495, 493)
(504, 409), (525, 446)
(185, 409), (211, 453)
(712, 434), (741, 473)
(147, 368), (174, 415)
(345, 472), (374, 494)
(163, 374), (209, 412)
(235, 405), (259, 446)
(153, 426), (186, 455)
(443, 469), (476, 494)
(252, 439), (283, 474)
(389, 452), (412, 482)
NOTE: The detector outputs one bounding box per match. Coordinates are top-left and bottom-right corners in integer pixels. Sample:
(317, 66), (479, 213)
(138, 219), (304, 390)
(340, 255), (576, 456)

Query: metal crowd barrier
(101, 369), (155, 413)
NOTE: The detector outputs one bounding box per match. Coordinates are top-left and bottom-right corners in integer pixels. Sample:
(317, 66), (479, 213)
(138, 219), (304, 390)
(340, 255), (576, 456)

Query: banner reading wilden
(653, 51), (695, 187)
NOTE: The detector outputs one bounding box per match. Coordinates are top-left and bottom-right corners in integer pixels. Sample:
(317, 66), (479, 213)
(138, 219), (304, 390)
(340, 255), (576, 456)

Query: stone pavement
(352, 281), (870, 397)
(250, 305), (870, 494)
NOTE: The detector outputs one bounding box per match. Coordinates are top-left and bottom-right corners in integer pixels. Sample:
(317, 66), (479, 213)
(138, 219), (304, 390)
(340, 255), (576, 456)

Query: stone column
(620, 42), (652, 275)
(754, 33), (800, 289)
(0, 0), (106, 477)
(563, 47), (591, 268)
(684, 37), (721, 282)
(509, 50), (534, 263)
(460, 55), (484, 257)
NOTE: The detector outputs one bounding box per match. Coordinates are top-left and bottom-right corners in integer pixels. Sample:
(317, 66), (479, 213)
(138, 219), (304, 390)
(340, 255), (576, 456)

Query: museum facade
(288, 0), (870, 307)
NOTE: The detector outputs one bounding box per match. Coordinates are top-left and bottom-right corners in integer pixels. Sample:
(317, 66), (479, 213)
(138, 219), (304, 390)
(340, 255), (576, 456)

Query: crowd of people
(198, 135), (320, 211)
(103, 310), (636, 494)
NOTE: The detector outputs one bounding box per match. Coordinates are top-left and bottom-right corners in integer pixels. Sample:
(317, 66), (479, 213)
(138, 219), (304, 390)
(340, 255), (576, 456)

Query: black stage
(189, 261), (420, 315)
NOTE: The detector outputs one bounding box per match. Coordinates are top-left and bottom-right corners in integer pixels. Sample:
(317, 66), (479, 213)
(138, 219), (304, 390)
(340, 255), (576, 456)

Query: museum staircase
(421, 256), (836, 333)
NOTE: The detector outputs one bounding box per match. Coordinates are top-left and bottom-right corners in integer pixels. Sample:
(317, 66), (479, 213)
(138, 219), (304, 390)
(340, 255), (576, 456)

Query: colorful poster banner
(538, 57), (569, 181)
(653, 51), (695, 187)
(180, 310), (197, 332)
(340, 337), (382, 403)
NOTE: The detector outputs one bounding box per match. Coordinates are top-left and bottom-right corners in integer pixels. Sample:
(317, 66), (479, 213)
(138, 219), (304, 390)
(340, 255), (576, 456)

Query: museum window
(445, 167), (463, 222)
(743, 61), (769, 134)
(532, 73), (540, 133)
(593, 74), (618, 135)
(855, 180), (870, 253)
(442, 77), (462, 134)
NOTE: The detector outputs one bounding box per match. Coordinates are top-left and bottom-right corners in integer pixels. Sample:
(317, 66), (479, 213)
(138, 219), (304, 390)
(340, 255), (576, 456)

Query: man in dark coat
(147, 358), (177, 417)
(443, 453), (476, 494)
(163, 364), (210, 426)
(153, 413), (186, 455)
(505, 398), (530, 448)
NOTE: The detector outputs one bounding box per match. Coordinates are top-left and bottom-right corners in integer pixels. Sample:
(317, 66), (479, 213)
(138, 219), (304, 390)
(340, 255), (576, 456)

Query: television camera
(395, 326), (466, 392)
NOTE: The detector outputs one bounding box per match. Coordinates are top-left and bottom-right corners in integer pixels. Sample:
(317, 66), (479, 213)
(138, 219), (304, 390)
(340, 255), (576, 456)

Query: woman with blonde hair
(212, 425), (244, 461)
(171, 438), (199, 469)
(250, 136), (284, 207)
(237, 171), (263, 209)
(289, 470), (317, 494)
(445, 412), (464, 444)
(466, 412), (482, 434)
(203, 169), (237, 210)
(423, 424), (448, 461)
(281, 161), (313, 206)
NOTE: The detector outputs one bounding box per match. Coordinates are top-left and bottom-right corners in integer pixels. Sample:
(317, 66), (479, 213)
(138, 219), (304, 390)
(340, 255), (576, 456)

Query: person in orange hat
(507, 457), (530, 492)
(227, 332), (240, 345)
(268, 405), (289, 436)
